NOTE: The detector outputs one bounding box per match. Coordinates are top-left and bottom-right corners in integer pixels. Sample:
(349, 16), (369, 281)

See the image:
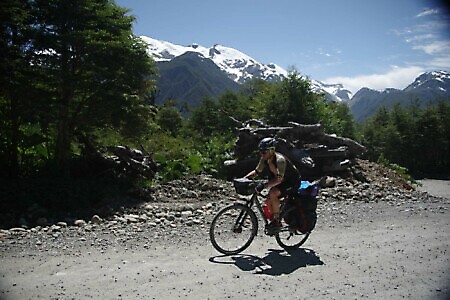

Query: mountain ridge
(154, 51), (239, 108)
(349, 70), (450, 122)
(142, 36), (287, 84)
(142, 36), (350, 103)
(142, 36), (450, 121)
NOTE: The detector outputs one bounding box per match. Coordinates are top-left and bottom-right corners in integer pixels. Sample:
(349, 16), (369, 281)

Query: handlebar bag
(233, 178), (256, 195)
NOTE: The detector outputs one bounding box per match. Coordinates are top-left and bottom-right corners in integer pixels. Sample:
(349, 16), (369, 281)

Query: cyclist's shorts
(276, 181), (298, 198)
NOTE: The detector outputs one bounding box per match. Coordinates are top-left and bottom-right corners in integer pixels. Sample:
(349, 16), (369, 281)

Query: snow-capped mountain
(141, 36), (350, 102)
(153, 51), (239, 109)
(404, 70), (450, 92)
(349, 70), (450, 122)
(141, 36), (286, 84)
(141, 36), (448, 116)
(310, 81), (353, 102)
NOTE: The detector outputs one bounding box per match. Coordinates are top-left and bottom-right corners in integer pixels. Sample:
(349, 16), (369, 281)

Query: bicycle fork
(232, 205), (251, 233)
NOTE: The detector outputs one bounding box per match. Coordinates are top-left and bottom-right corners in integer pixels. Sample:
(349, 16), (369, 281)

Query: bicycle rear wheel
(275, 227), (310, 251)
(209, 203), (258, 255)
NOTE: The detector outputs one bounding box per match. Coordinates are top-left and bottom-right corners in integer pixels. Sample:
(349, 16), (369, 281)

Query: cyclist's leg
(269, 181), (293, 220)
(268, 187), (281, 221)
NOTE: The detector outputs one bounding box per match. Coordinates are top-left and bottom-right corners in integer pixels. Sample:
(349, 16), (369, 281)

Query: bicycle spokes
(209, 204), (258, 255)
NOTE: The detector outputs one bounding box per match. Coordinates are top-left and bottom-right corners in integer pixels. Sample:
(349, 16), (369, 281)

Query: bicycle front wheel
(275, 227), (310, 251)
(209, 203), (258, 255)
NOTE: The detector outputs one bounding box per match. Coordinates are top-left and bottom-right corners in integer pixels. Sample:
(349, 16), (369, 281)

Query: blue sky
(115, 0), (450, 93)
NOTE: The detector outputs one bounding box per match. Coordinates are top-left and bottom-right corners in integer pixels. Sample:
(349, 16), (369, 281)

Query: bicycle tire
(275, 228), (310, 251)
(274, 197), (312, 251)
(209, 203), (258, 255)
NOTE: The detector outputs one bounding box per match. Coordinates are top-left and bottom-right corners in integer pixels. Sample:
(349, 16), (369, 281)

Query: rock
(50, 225), (61, 232)
(125, 214), (139, 223)
(74, 219), (87, 227)
(91, 215), (102, 225)
(181, 211), (193, 217)
(57, 222), (68, 227)
(115, 216), (127, 223)
(324, 177), (336, 187)
(9, 228), (27, 233)
(0, 161), (432, 239)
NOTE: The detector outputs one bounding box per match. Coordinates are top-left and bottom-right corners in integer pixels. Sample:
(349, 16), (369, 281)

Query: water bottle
(263, 202), (271, 220)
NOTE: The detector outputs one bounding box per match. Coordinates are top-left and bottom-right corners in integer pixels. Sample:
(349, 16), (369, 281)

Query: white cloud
(416, 8), (440, 18)
(318, 48), (332, 57)
(428, 54), (450, 69)
(324, 66), (424, 94)
(405, 33), (435, 43)
(394, 7), (450, 59)
(413, 40), (450, 54)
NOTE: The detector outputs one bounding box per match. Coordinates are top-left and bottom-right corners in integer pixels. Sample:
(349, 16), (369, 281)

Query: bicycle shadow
(209, 248), (324, 276)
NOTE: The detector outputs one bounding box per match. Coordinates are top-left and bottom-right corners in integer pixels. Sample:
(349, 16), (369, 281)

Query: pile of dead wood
(82, 144), (157, 180)
(108, 146), (157, 179)
(224, 120), (366, 180)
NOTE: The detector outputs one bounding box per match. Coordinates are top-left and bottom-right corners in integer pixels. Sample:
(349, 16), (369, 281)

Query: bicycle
(209, 177), (318, 255)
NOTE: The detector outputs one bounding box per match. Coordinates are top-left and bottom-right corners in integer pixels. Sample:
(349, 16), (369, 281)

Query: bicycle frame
(235, 191), (295, 233)
(234, 192), (268, 227)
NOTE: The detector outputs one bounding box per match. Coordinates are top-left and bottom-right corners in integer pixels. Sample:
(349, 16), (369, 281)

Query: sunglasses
(260, 149), (269, 154)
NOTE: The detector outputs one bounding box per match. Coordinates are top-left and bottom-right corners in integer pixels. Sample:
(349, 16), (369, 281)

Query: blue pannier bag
(283, 181), (319, 233)
(298, 180), (319, 197)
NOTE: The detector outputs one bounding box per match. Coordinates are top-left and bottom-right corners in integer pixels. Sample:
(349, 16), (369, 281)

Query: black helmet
(258, 137), (276, 151)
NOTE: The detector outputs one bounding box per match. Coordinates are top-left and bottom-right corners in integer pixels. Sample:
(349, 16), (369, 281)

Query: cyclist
(244, 137), (301, 235)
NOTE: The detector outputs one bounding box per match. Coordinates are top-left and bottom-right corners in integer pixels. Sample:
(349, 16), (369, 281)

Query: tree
(322, 101), (356, 139)
(264, 71), (327, 126)
(416, 101), (450, 173)
(156, 102), (183, 136)
(187, 97), (221, 138)
(237, 78), (271, 119)
(360, 106), (390, 161)
(0, 0), (39, 177)
(0, 0), (157, 177)
(30, 0), (156, 174)
(359, 100), (450, 176)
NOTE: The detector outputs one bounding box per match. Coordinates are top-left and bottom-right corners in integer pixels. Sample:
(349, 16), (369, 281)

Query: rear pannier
(283, 181), (319, 233)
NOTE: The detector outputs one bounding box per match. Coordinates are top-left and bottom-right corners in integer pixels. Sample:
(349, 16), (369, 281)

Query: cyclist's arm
(244, 158), (265, 179)
(244, 169), (257, 179)
(265, 153), (286, 189)
(265, 175), (283, 189)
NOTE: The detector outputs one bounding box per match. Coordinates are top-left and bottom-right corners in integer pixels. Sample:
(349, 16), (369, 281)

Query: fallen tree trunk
(227, 120), (367, 180)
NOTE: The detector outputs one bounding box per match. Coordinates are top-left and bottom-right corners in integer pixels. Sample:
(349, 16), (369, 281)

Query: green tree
(188, 97), (221, 138)
(360, 106), (390, 161)
(0, 0), (157, 177)
(359, 100), (450, 176)
(237, 78), (271, 119)
(0, 0), (38, 177)
(416, 101), (450, 173)
(216, 90), (252, 131)
(31, 0), (156, 174)
(264, 71), (327, 126)
(322, 101), (356, 138)
(156, 102), (183, 136)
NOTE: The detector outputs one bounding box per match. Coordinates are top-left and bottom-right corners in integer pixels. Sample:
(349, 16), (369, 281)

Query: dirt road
(1, 194), (449, 300)
(417, 179), (450, 198)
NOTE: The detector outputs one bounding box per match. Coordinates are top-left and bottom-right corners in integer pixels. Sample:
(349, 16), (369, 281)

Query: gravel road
(1, 190), (449, 300)
(417, 179), (450, 198)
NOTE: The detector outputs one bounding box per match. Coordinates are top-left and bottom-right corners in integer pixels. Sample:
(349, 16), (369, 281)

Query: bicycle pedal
(264, 225), (281, 236)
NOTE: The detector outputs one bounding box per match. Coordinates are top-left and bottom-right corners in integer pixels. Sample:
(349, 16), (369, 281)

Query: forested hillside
(154, 52), (239, 109)
(360, 102), (450, 177)
(349, 71), (450, 122)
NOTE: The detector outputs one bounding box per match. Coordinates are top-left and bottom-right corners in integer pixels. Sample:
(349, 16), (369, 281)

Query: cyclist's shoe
(265, 219), (281, 236)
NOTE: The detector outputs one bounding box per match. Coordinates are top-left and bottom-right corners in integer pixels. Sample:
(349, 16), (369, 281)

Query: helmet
(258, 137), (276, 151)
